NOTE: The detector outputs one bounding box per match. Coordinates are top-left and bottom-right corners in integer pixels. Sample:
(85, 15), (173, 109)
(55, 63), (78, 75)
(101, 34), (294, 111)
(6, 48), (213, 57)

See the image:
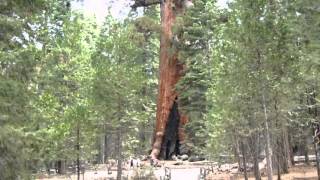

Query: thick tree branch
(131, 0), (161, 9)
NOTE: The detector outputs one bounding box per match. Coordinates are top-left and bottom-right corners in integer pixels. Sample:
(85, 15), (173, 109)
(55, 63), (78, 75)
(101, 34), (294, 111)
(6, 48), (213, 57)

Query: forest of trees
(0, 0), (319, 179)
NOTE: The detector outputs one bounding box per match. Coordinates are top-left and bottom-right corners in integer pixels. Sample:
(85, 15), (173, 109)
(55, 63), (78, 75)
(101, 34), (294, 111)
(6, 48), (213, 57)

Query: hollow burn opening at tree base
(159, 100), (182, 160)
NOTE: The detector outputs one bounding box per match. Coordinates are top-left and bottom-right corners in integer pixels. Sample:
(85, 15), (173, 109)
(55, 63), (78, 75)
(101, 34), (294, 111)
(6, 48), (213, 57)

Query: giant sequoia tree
(132, 0), (193, 160)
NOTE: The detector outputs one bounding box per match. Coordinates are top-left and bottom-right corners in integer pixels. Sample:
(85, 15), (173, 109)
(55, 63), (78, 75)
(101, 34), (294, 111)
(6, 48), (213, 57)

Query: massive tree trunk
(150, 0), (189, 160)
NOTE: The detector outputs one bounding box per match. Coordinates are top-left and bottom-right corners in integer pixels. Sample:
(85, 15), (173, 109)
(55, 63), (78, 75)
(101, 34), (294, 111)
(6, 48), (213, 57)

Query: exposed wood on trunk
(150, 0), (189, 160)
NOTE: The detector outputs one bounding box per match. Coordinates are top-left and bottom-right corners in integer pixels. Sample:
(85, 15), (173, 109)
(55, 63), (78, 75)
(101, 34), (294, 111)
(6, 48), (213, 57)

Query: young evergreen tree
(0, 0), (69, 178)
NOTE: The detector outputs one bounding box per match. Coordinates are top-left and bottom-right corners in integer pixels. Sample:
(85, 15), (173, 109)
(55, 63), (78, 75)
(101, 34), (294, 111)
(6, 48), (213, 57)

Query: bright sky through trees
(72, 0), (230, 23)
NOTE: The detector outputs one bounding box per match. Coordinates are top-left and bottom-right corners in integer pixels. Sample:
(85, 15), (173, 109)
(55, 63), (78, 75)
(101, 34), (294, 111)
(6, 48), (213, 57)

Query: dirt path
(36, 161), (208, 180)
(206, 164), (318, 180)
(35, 162), (318, 180)
(36, 168), (202, 180)
(154, 167), (201, 180)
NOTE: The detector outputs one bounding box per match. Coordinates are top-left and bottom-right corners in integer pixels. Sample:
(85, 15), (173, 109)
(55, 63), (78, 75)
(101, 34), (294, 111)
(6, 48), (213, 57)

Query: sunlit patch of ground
(259, 165), (317, 180)
(35, 160), (211, 180)
(207, 164), (318, 180)
(35, 162), (318, 180)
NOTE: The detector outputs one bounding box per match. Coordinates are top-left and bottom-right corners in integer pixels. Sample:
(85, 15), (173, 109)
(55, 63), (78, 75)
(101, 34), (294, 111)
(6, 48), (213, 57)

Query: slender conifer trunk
(241, 141), (248, 180)
(77, 123), (80, 180)
(262, 93), (273, 180)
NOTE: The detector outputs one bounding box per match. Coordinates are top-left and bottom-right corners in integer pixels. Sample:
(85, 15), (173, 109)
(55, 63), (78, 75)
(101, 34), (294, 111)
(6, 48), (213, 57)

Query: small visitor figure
(130, 157), (141, 168)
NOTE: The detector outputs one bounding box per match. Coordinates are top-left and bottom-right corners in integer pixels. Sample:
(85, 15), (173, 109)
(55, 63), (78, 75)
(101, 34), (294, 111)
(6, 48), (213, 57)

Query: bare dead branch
(131, 0), (161, 9)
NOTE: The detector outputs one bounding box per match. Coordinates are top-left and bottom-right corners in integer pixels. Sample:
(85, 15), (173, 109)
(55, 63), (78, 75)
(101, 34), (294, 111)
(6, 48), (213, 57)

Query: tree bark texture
(303, 138), (310, 165)
(100, 133), (105, 164)
(276, 138), (282, 180)
(116, 95), (123, 180)
(77, 123), (80, 180)
(150, 0), (189, 160)
(250, 133), (261, 180)
(56, 160), (66, 174)
(116, 128), (122, 180)
(282, 127), (291, 172)
(262, 93), (273, 180)
(241, 141), (248, 180)
(234, 137), (242, 173)
(307, 87), (320, 179)
(274, 97), (289, 174)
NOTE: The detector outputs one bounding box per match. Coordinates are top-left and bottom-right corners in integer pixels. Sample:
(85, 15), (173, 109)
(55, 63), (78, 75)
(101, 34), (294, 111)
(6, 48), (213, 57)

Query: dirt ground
(207, 164), (318, 180)
(35, 162), (318, 180)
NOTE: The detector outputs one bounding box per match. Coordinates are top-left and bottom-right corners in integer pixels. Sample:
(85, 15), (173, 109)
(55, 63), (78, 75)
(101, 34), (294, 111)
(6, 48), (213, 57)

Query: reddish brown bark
(150, 0), (189, 160)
